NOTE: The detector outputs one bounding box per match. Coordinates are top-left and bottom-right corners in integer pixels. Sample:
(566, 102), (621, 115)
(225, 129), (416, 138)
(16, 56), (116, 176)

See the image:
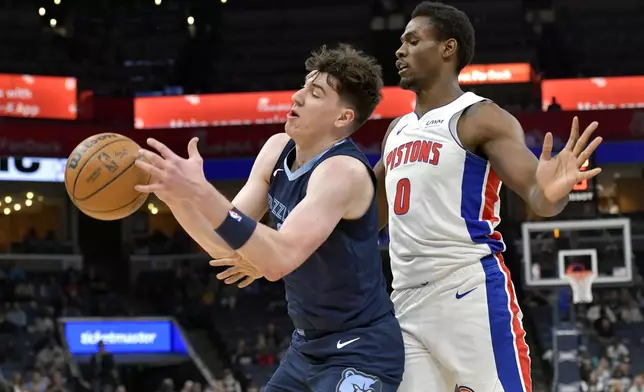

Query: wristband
(214, 207), (257, 250)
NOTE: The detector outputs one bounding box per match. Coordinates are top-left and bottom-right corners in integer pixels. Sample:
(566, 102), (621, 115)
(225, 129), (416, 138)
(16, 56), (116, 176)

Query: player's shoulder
(257, 133), (291, 163)
(252, 133), (291, 182)
(315, 154), (370, 179)
(311, 154), (372, 190)
(460, 100), (522, 139)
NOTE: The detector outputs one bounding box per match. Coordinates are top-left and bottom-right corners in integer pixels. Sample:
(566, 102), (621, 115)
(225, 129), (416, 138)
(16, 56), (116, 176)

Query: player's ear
(442, 38), (458, 60)
(334, 108), (355, 129)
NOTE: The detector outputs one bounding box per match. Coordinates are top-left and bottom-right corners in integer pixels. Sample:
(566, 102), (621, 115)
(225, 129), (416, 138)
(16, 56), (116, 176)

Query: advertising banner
(0, 109), (642, 160)
(0, 74), (77, 120)
(133, 63), (532, 129)
(63, 319), (187, 354)
(458, 63), (533, 85)
(542, 76), (644, 111)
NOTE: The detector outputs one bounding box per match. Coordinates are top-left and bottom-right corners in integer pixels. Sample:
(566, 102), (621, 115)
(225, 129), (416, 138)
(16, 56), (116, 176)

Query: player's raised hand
(135, 137), (207, 200)
(209, 254), (263, 288)
(536, 116), (603, 203)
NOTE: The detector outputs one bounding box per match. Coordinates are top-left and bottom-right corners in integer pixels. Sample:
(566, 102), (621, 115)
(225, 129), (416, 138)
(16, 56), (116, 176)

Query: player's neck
(414, 77), (463, 118)
(292, 137), (343, 170)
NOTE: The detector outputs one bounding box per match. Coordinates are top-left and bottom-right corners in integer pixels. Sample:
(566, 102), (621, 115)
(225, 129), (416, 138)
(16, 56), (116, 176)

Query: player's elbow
(259, 250), (304, 282)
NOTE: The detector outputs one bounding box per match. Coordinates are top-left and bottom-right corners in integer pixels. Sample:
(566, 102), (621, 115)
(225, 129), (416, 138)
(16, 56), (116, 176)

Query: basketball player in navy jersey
(134, 44), (404, 392)
(373, 2), (603, 392)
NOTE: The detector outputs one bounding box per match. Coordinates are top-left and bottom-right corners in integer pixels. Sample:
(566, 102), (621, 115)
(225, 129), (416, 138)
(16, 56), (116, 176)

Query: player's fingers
(540, 132), (553, 161)
(577, 167), (602, 182)
(134, 160), (165, 180)
(209, 258), (238, 268)
(187, 137), (202, 160)
(216, 266), (240, 280)
(573, 121), (599, 156)
(238, 276), (257, 289)
(224, 273), (246, 285)
(147, 138), (179, 161)
(576, 136), (602, 167)
(137, 149), (167, 169)
(135, 183), (165, 193)
(564, 116), (579, 151)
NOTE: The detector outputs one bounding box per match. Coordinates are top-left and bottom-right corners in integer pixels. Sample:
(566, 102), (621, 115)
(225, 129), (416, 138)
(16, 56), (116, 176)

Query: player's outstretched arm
(193, 155), (372, 281)
(461, 103), (601, 217)
(145, 133), (289, 259)
(374, 116), (402, 230)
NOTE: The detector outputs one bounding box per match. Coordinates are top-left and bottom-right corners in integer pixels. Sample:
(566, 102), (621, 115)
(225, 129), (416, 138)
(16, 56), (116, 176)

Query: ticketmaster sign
(63, 319), (187, 354)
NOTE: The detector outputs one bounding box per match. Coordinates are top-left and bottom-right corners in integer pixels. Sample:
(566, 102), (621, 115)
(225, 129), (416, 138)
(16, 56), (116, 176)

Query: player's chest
(383, 120), (465, 181)
(267, 179), (303, 225)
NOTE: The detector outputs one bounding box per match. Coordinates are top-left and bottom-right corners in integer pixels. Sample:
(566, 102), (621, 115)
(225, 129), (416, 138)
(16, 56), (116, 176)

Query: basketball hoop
(564, 265), (596, 304)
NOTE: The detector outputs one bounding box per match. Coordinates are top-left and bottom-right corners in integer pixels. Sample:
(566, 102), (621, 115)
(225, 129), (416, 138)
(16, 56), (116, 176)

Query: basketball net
(564, 267), (596, 304)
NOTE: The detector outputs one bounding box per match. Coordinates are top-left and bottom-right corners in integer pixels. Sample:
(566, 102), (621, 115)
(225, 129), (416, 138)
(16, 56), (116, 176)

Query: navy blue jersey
(267, 138), (393, 338)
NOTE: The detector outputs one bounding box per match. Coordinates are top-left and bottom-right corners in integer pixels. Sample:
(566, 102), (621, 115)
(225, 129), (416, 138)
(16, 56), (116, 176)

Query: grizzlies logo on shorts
(336, 368), (382, 392)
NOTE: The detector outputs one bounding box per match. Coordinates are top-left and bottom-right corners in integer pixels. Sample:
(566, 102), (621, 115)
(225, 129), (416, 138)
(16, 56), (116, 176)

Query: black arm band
(214, 207), (257, 250)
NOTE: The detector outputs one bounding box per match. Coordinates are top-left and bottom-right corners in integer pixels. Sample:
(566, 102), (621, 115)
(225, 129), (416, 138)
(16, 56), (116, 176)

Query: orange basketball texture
(64, 133), (150, 221)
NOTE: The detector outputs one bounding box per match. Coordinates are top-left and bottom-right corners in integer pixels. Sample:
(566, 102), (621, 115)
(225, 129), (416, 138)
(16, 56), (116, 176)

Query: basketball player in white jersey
(374, 2), (603, 392)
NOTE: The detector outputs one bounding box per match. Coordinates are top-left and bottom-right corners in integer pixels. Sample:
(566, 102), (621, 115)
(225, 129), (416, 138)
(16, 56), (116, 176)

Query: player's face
(285, 71), (355, 138)
(396, 16), (446, 91)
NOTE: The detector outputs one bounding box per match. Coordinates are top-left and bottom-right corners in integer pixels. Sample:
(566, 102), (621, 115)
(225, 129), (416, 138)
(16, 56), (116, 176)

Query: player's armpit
(231, 133), (291, 219)
(375, 116), (403, 230)
(239, 155), (373, 281)
(463, 102), (564, 216)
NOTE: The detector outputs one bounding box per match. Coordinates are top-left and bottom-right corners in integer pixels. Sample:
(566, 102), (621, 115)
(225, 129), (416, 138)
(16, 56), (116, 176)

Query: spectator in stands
(209, 379), (225, 392)
(219, 285), (238, 310)
(30, 310), (55, 335)
(254, 334), (273, 366)
(595, 316), (617, 346)
(46, 370), (69, 392)
(612, 361), (633, 389)
(25, 370), (49, 392)
(231, 339), (252, 367)
(158, 378), (174, 392)
(620, 298), (643, 323)
(588, 298), (618, 325)
(89, 341), (117, 392)
(14, 281), (35, 301)
(6, 261), (26, 281)
(10, 372), (25, 392)
(264, 324), (279, 350)
(221, 369), (241, 392)
(606, 339), (630, 362)
(35, 339), (65, 373)
(246, 382), (259, 392)
(5, 303), (26, 330)
(630, 374), (644, 392)
(547, 96), (562, 111)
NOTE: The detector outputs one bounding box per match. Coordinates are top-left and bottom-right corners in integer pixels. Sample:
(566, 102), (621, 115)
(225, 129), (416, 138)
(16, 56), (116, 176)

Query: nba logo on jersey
(228, 210), (242, 222)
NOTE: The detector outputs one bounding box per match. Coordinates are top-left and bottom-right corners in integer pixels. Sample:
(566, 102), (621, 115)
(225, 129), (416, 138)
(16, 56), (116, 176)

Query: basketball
(64, 133), (151, 221)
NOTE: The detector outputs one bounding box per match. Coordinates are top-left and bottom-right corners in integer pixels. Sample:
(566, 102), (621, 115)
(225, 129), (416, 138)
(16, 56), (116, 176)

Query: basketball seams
(70, 137), (128, 201)
(74, 158), (138, 202)
(80, 191), (149, 220)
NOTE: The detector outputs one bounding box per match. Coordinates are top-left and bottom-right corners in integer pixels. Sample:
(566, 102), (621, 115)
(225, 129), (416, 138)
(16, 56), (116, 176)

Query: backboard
(522, 218), (632, 288)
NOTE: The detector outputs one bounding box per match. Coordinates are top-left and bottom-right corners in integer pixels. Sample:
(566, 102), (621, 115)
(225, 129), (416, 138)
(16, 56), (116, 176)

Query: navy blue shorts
(263, 314), (404, 392)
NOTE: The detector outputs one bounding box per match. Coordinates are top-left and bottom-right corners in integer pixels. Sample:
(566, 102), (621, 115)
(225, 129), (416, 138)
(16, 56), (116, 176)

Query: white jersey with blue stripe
(383, 92), (506, 290)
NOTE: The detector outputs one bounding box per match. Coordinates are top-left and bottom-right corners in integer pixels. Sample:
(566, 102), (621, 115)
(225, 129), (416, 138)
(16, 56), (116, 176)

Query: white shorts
(392, 253), (532, 392)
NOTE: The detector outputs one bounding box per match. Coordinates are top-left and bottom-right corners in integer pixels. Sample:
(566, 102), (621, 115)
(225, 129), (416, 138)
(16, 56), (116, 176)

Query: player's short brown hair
(304, 44), (383, 131)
